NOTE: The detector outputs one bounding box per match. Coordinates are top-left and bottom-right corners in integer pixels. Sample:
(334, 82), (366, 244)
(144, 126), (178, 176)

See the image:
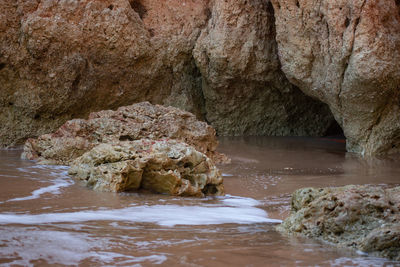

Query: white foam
(0, 201), (281, 227)
(222, 173), (233, 177)
(8, 178), (73, 202)
(7, 165), (73, 202)
(0, 229), (167, 266)
(329, 256), (394, 267)
(221, 195), (262, 207)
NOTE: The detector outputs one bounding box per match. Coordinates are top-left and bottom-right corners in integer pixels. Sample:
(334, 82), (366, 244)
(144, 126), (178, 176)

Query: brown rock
(193, 0), (335, 136)
(1, 0), (339, 148)
(278, 185), (400, 260)
(22, 102), (227, 165)
(0, 0), (209, 146)
(68, 139), (224, 196)
(271, 0), (400, 155)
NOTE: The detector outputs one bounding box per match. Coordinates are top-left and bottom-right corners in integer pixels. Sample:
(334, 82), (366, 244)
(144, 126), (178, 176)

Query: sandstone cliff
(0, 0), (209, 145)
(193, 0), (334, 136)
(0, 0), (335, 148)
(2, 0), (400, 156)
(271, 0), (400, 155)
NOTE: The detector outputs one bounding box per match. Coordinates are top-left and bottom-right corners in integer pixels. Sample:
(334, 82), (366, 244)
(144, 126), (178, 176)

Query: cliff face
(271, 0), (400, 155)
(0, 0), (208, 145)
(1, 0), (399, 156)
(193, 0), (333, 136)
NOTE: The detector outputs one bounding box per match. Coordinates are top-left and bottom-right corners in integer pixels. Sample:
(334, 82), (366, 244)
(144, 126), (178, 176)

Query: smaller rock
(278, 185), (400, 261)
(21, 102), (228, 165)
(68, 139), (224, 197)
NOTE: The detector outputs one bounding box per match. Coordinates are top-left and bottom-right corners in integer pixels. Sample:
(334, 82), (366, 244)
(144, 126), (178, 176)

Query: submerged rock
(22, 102), (228, 165)
(68, 139), (224, 196)
(278, 185), (400, 260)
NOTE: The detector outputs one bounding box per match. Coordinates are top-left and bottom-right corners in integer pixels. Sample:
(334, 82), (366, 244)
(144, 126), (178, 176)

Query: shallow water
(1, 137), (400, 266)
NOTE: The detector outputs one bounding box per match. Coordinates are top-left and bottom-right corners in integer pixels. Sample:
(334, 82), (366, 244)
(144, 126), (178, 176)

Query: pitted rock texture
(68, 139), (224, 196)
(1, 0), (337, 148)
(22, 102), (227, 165)
(278, 185), (400, 260)
(193, 0), (335, 136)
(271, 0), (400, 155)
(0, 0), (208, 146)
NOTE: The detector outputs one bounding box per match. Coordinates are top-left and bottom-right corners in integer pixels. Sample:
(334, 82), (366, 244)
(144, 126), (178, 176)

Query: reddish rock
(193, 0), (335, 136)
(22, 102), (227, 165)
(0, 0), (209, 146)
(271, 0), (400, 155)
(1, 0), (336, 148)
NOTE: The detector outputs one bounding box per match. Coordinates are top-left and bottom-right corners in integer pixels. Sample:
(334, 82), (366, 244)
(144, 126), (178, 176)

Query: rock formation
(2, 0), (400, 155)
(22, 102), (227, 165)
(271, 0), (400, 155)
(1, 0), (336, 149)
(68, 139), (224, 196)
(0, 0), (209, 146)
(193, 0), (334, 136)
(279, 185), (400, 260)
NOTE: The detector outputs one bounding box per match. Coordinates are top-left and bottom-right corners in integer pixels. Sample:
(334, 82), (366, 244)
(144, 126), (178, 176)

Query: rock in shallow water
(278, 185), (400, 260)
(68, 139), (224, 197)
(22, 102), (228, 165)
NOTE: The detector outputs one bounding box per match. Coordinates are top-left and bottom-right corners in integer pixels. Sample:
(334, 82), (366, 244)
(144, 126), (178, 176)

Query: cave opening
(324, 119), (345, 138)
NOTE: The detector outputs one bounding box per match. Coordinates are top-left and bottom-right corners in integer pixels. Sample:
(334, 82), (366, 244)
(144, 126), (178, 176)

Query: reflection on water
(0, 137), (399, 266)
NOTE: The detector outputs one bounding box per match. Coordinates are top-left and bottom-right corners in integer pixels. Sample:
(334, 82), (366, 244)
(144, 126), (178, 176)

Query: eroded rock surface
(68, 139), (224, 196)
(1, 0), (337, 148)
(279, 185), (400, 260)
(22, 102), (226, 165)
(3, 0), (400, 155)
(271, 0), (400, 155)
(0, 0), (209, 146)
(193, 0), (335, 136)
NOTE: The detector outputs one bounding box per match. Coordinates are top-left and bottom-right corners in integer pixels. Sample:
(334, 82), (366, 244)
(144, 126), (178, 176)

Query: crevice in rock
(128, 0), (147, 20)
(345, 18), (350, 27)
(189, 56), (207, 122)
(71, 73), (81, 92)
(192, 3), (214, 123)
(338, 0), (366, 110)
(0, 63), (5, 70)
(204, 7), (212, 22)
(119, 135), (134, 141)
